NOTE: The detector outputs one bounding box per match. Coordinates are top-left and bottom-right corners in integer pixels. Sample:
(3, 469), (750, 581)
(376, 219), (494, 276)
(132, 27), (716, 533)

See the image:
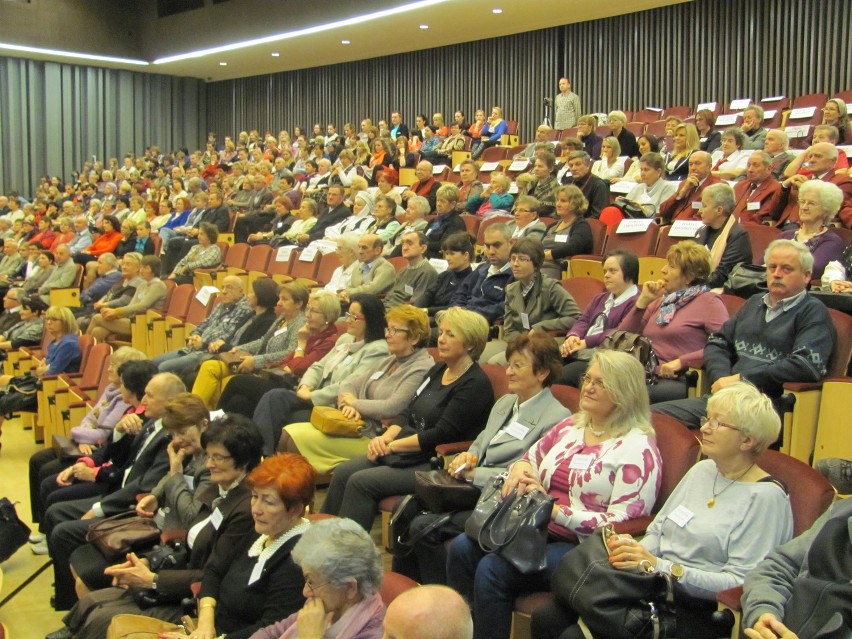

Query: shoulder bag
(106, 614), (185, 639)
(0, 497), (31, 562)
(309, 405), (365, 438)
(614, 197), (657, 219)
(85, 511), (162, 561)
(723, 263), (767, 299)
(601, 330), (659, 384)
(414, 469), (481, 513)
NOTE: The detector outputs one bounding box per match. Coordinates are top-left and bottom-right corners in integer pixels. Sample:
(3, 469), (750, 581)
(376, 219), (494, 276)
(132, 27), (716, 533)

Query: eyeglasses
(385, 327), (410, 336)
(345, 312), (365, 322)
(510, 255), (532, 264)
(304, 576), (330, 593)
(797, 199), (820, 209)
(579, 374), (606, 390)
(699, 417), (741, 432)
(208, 454), (233, 463)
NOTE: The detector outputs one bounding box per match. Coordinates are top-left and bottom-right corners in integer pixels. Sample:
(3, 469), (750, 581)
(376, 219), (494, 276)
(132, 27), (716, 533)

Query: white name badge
(521, 312), (530, 330)
(504, 421), (530, 440)
(555, 234), (569, 243)
(248, 560), (265, 585)
(691, 201), (702, 210)
(183, 474), (195, 491)
(747, 201), (761, 211)
(341, 355), (353, 366)
(274, 326), (288, 336)
(415, 377), (430, 396)
(404, 284), (414, 296)
(667, 504), (695, 528)
(369, 370), (384, 381)
(569, 454), (594, 470)
(210, 508), (224, 530)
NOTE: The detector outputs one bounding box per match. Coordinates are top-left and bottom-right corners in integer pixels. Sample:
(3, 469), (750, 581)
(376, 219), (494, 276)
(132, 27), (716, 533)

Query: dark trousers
(161, 237), (198, 275)
(30, 448), (67, 523)
(234, 211), (274, 244)
(45, 496), (102, 610)
(252, 387), (313, 456)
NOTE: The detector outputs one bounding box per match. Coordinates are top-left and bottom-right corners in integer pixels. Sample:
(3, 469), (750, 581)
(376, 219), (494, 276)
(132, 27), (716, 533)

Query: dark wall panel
(206, 0), (851, 141)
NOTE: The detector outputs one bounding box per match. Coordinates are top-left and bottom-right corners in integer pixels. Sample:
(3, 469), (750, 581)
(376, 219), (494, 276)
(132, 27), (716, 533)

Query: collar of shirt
(762, 289), (807, 320)
(488, 262), (512, 277)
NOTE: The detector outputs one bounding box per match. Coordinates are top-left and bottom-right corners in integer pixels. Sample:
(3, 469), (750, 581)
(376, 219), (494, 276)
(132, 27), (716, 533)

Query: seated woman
(252, 293), (388, 456)
(446, 350), (663, 639)
(167, 222), (222, 285)
(591, 136), (626, 182)
(132, 221), (156, 255)
(386, 196), (429, 257)
(192, 281), (308, 409)
(274, 198), (318, 247)
(321, 306), (494, 530)
(217, 290), (341, 418)
(710, 127), (750, 181)
(250, 518), (386, 639)
(21, 249), (55, 296)
(0, 293), (47, 352)
(424, 184), (467, 259)
(247, 196), (296, 245)
(694, 108), (722, 154)
(277, 304), (435, 474)
(482, 237), (580, 364)
(531, 382), (794, 639)
(694, 183), (753, 289)
(557, 250), (640, 386)
(53, 415), (263, 639)
(610, 135), (660, 183)
(663, 123), (700, 180)
(87, 255), (167, 343)
(113, 219), (138, 258)
(366, 139), (394, 186)
(73, 215), (122, 266)
(393, 134), (419, 170)
(375, 167), (403, 210)
(456, 160), (485, 213)
(507, 196), (547, 241)
(619, 241), (728, 403)
(600, 152), (678, 231)
(606, 110), (639, 158)
(29, 216), (57, 250)
(541, 185), (594, 280)
(395, 332), (569, 584)
(471, 106), (508, 160)
(366, 194), (402, 247)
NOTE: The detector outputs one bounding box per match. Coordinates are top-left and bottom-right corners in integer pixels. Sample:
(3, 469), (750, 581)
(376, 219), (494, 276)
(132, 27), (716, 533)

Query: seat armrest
(716, 585), (743, 611)
(435, 441), (474, 456)
(610, 515), (652, 536)
(782, 381), (824, 393)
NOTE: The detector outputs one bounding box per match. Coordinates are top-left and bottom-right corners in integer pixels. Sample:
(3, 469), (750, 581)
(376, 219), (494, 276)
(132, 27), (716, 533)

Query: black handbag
(614, 197), (657, 219)
(723, 263), (768, 299)
(414, 469), (481, 513)
(552, 526), (677, 639)
(0, 497), (31, 562)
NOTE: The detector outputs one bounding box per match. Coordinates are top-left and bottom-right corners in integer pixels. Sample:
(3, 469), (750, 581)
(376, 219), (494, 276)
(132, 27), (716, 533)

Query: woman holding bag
(531, 382), (793, 639)
(394, 332), (569, 584)
(446, 350), (662, 639)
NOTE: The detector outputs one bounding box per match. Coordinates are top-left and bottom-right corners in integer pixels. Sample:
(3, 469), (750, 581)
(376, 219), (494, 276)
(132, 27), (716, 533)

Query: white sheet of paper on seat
(616, 218), (654, 233)
(729, 98), (752, 110)
(195, 285), (219, 305)
(275, 246), (295, 262)
(453, 163), (462, 173)
(508, 159), (529, 171)
(645, 106), (663, 112)
(479, 161), (500, 171)
(313, 239), (338, 255)
(784, 125), (810, 138)
(428, 258), (449, 274)
(299, 245), (319, 262)
(788, 106), (817, 119)
(763, 109), (777, 119)
(669, 220), (705, 237)
(609, 181), (636, 194)
(762, 96), (785, 102)
(432, 164), (448, 174)
(715, 113), (740, 126)
(697, 101), (717, 112)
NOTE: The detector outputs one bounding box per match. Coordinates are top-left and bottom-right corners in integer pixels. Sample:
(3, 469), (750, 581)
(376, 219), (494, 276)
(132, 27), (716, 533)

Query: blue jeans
(152, 348), (207, 373)
(447, 532), (576, 639)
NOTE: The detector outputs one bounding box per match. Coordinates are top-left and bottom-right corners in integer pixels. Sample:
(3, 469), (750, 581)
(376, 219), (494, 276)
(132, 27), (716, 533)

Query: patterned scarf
(655, 284), (709, 326)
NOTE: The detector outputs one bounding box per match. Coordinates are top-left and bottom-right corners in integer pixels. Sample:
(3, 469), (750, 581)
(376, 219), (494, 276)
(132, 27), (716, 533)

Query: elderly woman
(252, 294), (388, 455)
(606, 110), (639, 159)
(192, 281), (309, 409)
(770, 180), (844, 280)
(322, 307), (494, 530)
(0, 293), (47, 351)
(324, 234), (361, 295)
(482, 238), (580, 364)
(424, 184), (467, 259)
(387, 195), (429, 256)
(247, 196), (296, 245)
(507, 195), (547, 241)
(366, 194), (402, 246)
(591, 136), (625, 181)
(279, 304), (435, 474)
(332, 191), (374, 238)
(250, 518), (385, 639)
(22, 249), (55, 295)
(217, 290), (341, 417)
(532, 382), (793, 639)
(466, 173), (514, 217)
(168, 222), (222, 285)
(276, 199), (318, 247)
(600, 152), (678, 231)
(447, 350), (662, 639)
(541, 185), (593, 279)
(693, 182), (753, 289)
(53, 415), (264, 639)
(456, 160), (484, 213)
(664, 123), (700, 180)
(619, 241), (729, 402)
(557, 250), (640, 386)
(710, 127), (750, 180)
(694, 108), (722, 154)
(396, 332), (569, 584)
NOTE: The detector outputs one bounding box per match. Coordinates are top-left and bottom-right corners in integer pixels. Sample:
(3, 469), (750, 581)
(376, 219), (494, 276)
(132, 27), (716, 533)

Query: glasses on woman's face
(579, 374), (606, 390)
(304, 576), (329, 594)
(385, 326), (410, 336)
(208, 453), (233, 464)
(345, 312), (365, 322)
(699, 417), (741, 432)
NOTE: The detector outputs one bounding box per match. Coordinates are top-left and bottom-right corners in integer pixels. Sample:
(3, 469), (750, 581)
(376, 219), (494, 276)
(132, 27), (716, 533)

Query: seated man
(38, 244), (77, 303)
(658, 151), (721, 223)
(402, 161), (441, 212)
(741, 104), (769, 149)
(77, 253), (123, 311)
(383, 585), (473, 639)
(695, 183), (753, 289)
(383, 231), (438, 310)
(296, 184), (351, 246)
(449, 223), (514, 323)
(516, 151), (559, 217)
(75, 252), (143, 330)
(233, 174), (275, 243)
(152, 275), (254, 373)
(339, 233), (395, 303)
(507, 195), (547, 240)
(733, 151), (784, 225)
(654, 239), (836, 428)
(0, 238), (23, 286)
(763, 129), (795, 179)
(559, 150), (610, 219)
(413, 231), (474, 324)
(742, 496), (852, 639)
(513, 125), (556, 160)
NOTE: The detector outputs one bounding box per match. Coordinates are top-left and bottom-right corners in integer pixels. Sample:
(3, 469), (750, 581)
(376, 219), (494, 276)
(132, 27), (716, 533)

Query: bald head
(219, 275), (245, 304)
(687, 151), (712, 180)
(382, 586), (472, 639)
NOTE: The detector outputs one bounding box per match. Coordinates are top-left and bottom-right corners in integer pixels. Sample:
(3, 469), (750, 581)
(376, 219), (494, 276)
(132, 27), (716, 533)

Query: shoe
(31, 540), (49, 555)
(45, 628), (72, 639)
(815, 458), (852, 493)
(29, 532), (46, 543)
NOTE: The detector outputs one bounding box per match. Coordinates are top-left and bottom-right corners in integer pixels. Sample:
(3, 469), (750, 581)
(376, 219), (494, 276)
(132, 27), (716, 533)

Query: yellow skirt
(284, 421), (371, 474)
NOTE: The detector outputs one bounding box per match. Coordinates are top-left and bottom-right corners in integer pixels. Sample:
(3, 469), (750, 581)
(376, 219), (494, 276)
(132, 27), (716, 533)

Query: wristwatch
(669, 563), (684, 580)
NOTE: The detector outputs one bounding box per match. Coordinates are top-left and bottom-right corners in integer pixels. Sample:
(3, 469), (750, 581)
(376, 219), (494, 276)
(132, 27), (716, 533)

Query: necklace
(589, 425), (606, 437)
(444, 358), (473, 383)
(707, 463), (754, 507)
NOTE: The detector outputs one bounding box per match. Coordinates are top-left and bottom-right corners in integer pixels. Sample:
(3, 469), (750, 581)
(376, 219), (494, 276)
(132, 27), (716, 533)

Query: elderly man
(234, 174), (275, 243)
(77, 252), (123, 312)
(742, 104), (769, 149)
(778, 142), (852, 228)
(298, 185), (351, 245)
(658, 151), (722, 223)
(554, 77), (582, 130)
(382, 231), (438, 310)
(694, 183), (752, 289)
(38, 244), (77, 302)
(340, 234), (395, 302)
(654, 239), (836, 429)
(0, 238), (23, 284)
(450, 223), (514, 323)
(559, 151), (610, 219)
(402, 161), (441, 211)
(513, 125), (556, 160)
(0, 287), (24, 335)
(734, 151), (784, 225)
(763, 129), (795, 178)
(382, 585), (473, 639)
(516, 151), (559, 216)
(152, 275), (253, 373)
(44, 370), (186, 610)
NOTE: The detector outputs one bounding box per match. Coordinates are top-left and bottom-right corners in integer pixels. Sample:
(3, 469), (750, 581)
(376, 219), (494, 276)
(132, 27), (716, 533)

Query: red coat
(275, 323), (339, 378)
(658, 175), (722, 223)
(732, 178), (784, 225)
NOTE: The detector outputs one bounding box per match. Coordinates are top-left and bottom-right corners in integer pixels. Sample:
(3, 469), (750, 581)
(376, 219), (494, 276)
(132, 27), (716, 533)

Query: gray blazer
(469, 389), (570, 488)
(301, 335), (390, 407)
(39, 258), (78, 298)
(503, 273), (580, 341)
(345, 257), (396, 296)
(507, 219), (547, 241)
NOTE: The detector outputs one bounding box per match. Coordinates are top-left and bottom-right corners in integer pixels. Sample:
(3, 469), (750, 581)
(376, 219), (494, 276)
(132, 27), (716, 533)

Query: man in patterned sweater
(653, 239), (835, 429)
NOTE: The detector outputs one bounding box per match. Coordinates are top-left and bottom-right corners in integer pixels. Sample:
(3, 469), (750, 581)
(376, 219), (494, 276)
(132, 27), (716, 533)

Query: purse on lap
(309, 405), (365, 437)
(85, 511), (162, 561)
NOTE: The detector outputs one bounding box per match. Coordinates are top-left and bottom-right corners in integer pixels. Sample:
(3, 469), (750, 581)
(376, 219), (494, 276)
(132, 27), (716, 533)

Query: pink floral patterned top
(522, 415), (662, 540)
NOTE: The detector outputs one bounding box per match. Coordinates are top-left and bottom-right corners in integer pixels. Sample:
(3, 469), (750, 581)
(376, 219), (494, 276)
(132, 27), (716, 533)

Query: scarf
(276, 592), (385, 639)
(655, 284), (708, 326)
(708, 214), (736, 270)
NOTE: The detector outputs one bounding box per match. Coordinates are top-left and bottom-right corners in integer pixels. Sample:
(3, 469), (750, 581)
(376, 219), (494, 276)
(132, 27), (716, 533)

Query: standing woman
(664, 123), (700, 180)
(591, 137), (625, 181)
(541, 185), (593, 280)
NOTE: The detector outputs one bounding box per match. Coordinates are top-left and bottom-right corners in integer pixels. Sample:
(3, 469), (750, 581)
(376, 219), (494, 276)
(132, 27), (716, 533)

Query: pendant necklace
(707, 463), (754, 508)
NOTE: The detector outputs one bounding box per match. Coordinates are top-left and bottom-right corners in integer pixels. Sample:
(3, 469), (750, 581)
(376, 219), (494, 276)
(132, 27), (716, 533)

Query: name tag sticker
(369, 370), (384, 381)
(415, 377), (430, 396)
(667, 504), (694, 528)
(183, 474), (195, 491)
(504, 421), (530, 440)
(404, 284), (414, 296)
(555, 234), (569, 243)
(274, 326), (288, 336)
(248, 560), (264, 585)
(747, 201), (761, 211)
(691, 201), (702, 209)
(569, 454), (594, 470)
(341, 355), (353, 366)
(210, 508), (224, 530)
(521, 313), (531, 329)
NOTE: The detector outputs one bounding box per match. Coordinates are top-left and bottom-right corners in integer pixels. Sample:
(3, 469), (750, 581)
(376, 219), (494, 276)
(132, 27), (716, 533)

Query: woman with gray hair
(387, 195), (430, 256)
(532, 381), (794, 639)
(249, 518), (386, 639)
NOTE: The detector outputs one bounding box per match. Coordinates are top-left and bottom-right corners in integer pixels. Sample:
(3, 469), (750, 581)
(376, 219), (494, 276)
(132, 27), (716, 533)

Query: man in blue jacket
(450, 223), (514, 324)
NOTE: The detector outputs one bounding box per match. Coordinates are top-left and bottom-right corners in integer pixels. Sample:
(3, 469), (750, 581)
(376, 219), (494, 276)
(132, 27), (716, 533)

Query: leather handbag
(601, 330), (659, 384)
(0, 497), (31, 562)
(85, 511), (162, 561)
(217, 350), (247, 373)
(614, 197), (657, 219)
(723, 263), (768, 299)
(464, 472), (508, 541)
(52, 434), (83, 461)
(106, 613), (184, 639)
(552, 526), (677, 639)
(414, 469), (481, 513)
(310, 405), (365, 437)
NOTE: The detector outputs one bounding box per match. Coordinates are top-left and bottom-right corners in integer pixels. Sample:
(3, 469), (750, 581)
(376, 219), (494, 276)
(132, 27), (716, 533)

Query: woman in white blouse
(591, 136), (626, 181)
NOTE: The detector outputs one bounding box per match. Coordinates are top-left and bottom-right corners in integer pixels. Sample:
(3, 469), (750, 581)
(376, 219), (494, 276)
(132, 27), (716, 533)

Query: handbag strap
(399, 512), (455, 549)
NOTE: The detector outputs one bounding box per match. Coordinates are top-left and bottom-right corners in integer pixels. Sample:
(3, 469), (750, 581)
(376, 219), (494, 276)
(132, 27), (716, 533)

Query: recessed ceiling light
(219, 61), (227, 66)
(419, 24), (429, 29)
(271, 52), (280, 57)
(492, 8), (503, 13)
(341, 40), (351, 45)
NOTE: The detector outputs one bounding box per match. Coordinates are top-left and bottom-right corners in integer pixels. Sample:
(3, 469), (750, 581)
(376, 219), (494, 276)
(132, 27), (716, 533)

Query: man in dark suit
(733, 151), (784, 225)
(44, 372), (186, 610)
(389, 111), (410, 140)
(296, 184), (351, 245)
(559, 151), (610, 219)
(658, 151), (722, 223)
(161, 191), (231, 274)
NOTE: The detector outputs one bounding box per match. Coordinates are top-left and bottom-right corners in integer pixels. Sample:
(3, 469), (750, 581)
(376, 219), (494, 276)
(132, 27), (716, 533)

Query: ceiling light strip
(0, 42), (149, 66)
